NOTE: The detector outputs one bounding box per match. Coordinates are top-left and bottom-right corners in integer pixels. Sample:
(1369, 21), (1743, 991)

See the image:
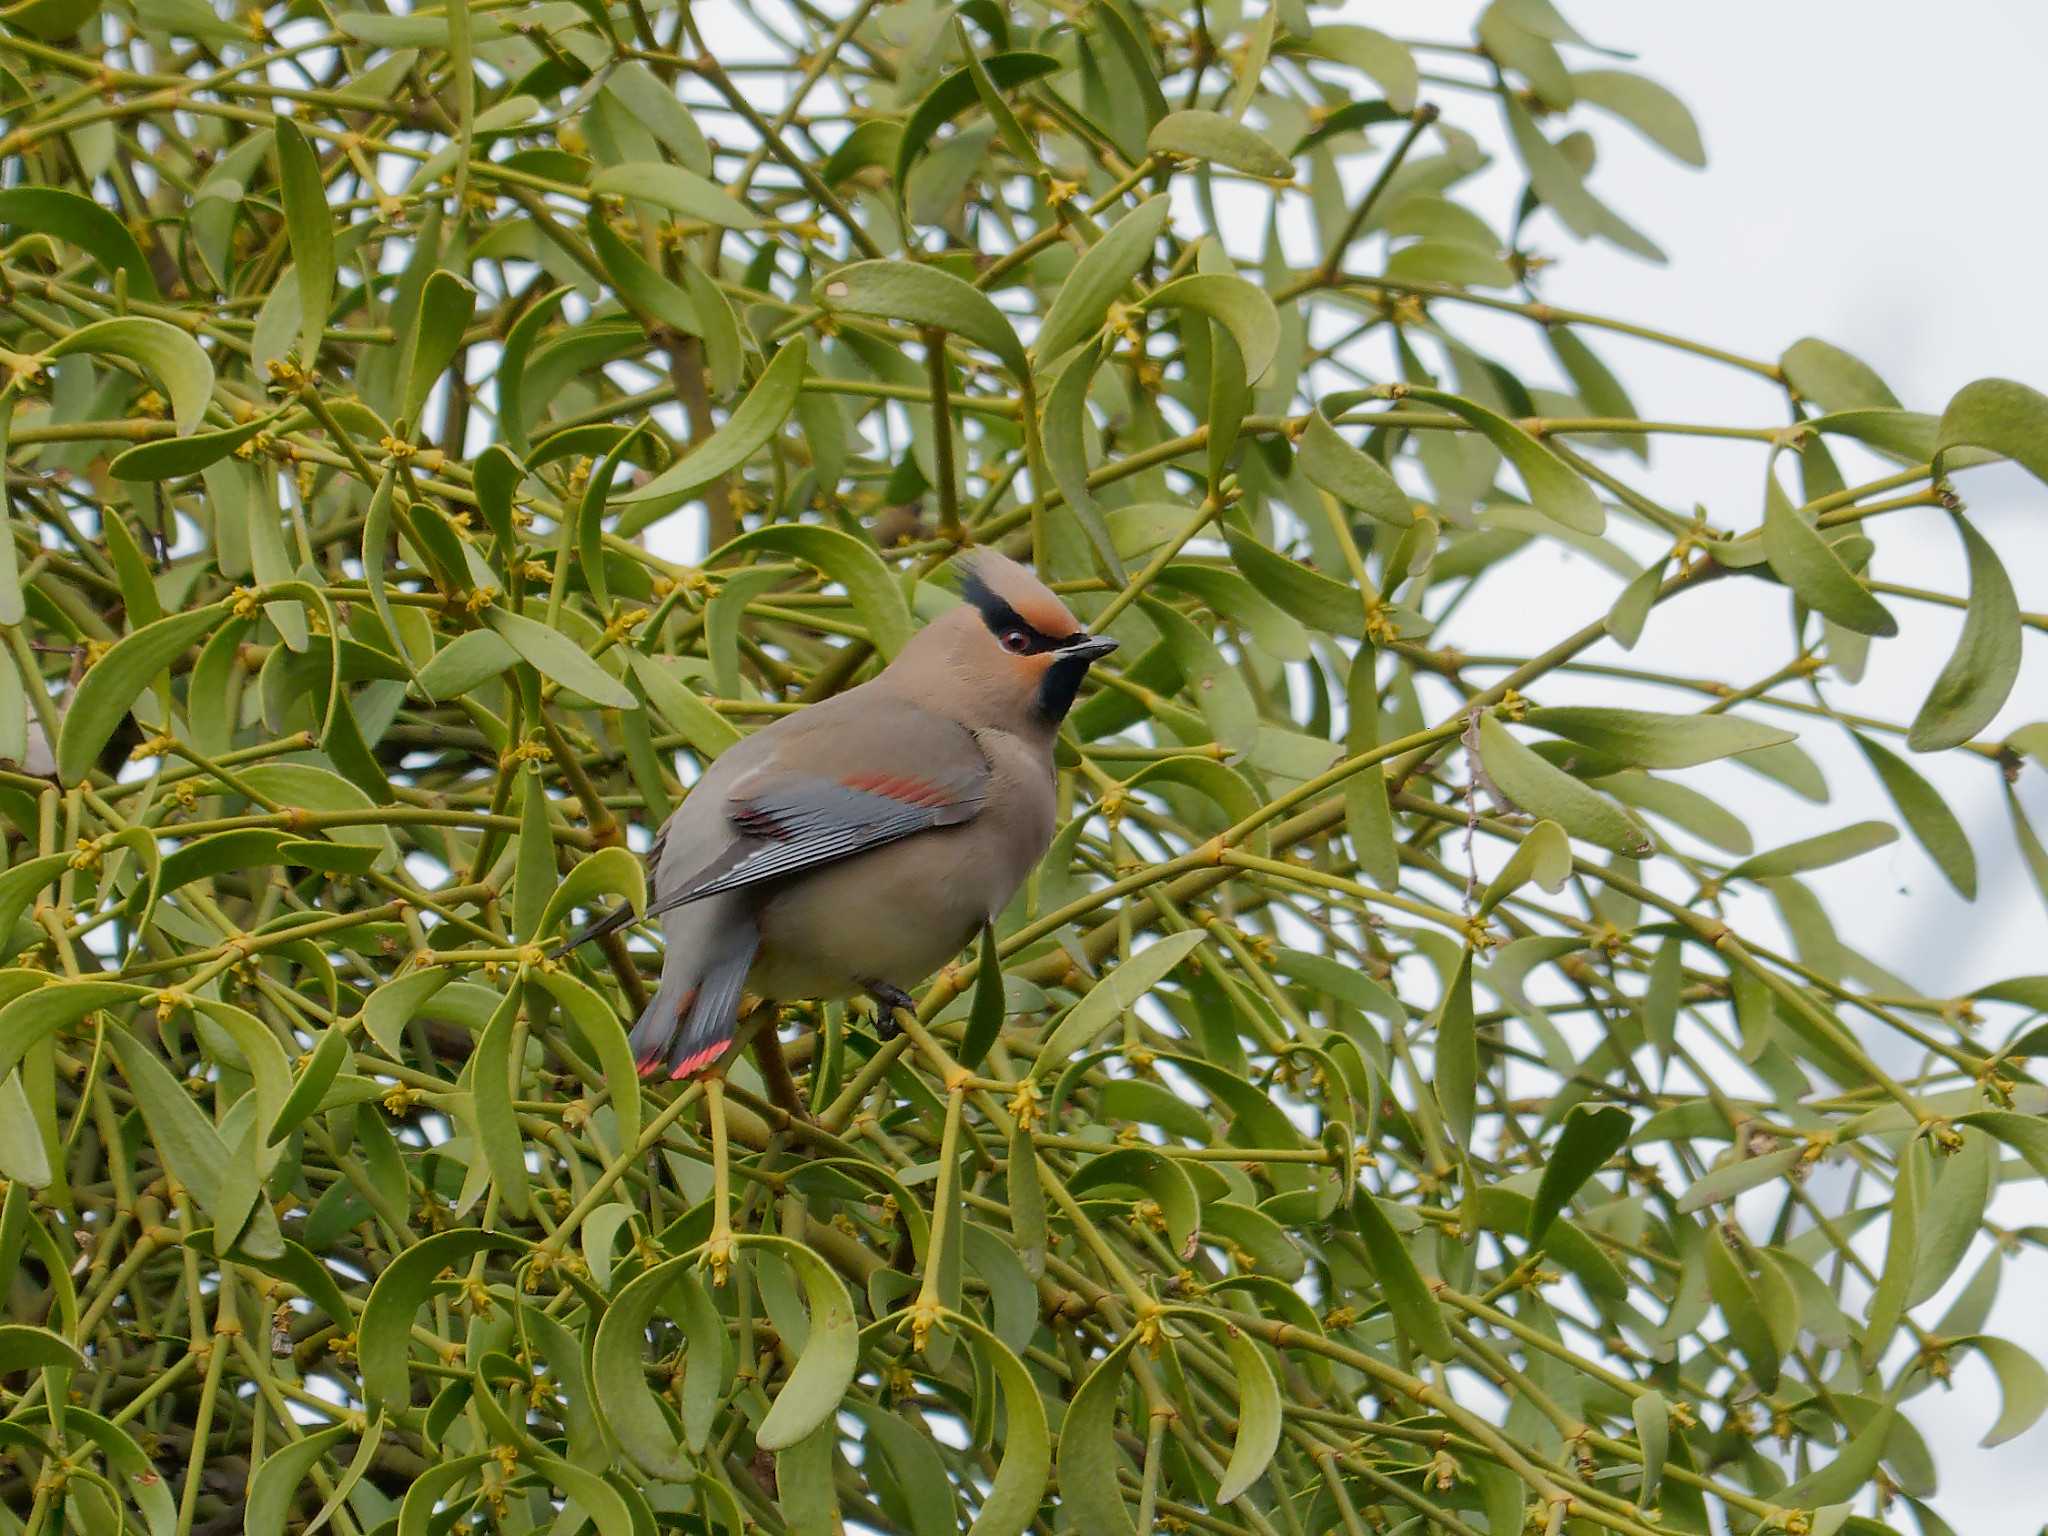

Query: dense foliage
(1, 0), (2047, 1533)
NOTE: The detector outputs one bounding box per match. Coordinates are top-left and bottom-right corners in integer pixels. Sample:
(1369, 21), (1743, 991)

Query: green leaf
(1292, 99), (1405, 156)
(748, 1234), (859, 1449)
(43, 317), (213, 435)
(1548, 324), (1644, 457)
(247, 1422), (355, 1536)
(1477, 714), (1653, 857)
(959, 923), (1006, 1071)
(1479, 3), (1571, 108)
(605, 62), (712, 175)
(719, 520), (914, 659)
(0, 187), (160, 299)
(472, 987), (532, 1219)
(1960, 1109), (2048, 1182)
(1057, 1335), (1138, 1536)
(401, 269), (476, 429)
(617, 336), (808, 507)
(1504, 96), (1664, 261)
(1705, 1228), (1779, 1392)
(1008, 1121), (1046, 1277)
(266, 1027), (349, 1146)
(1223, 527), (1366, 637)
(625, 651), (741, 754)
(65, 1407), (177, 1536)
(1956, 1335), (2048, 1448)
(1909, 1128), (1992, 1307)
(776, 1420), (838, 1536)
(358, 1229), (526, 1408)
(590, 1254), (704, 1478)
(1034, 197), (1172, 363)
(1213, 1323), (1282, 1503)
(533, 1453), (635, 1536)
(894, 52), (1062, 193)
(1383, 237), (1516, 289)
(536, 969), (639, 1154)
(589, 209), (700, 335)
(1780, 1404), (1893, 1509)
(1906, 514), (2021, 751)
(957, 20), (1040, 169)
(1782, 337), (1900, 412)
(483, 606), (636, 709)
(56, 604), (227, 784)
(0, 1323), (84, 1373)
(1724, 820), (1896, 882)
(110, 412), (279, 481)
(1570, 70), (1705, 166)
(274, 117), (335, 365)
(1031, 929), (1206, 1077)
(537, 846), (646, 948)
(1399, 385), (1603, 533)
(857, 1404), (959, 1536)
(1069, 1146), (1200, 1261)
(1851, 732), (1976, 898)
(1350, 1192), (1454, 1360)
(822, 119), (903, 184)
(1141, 597), (1257, 752)
(1529, 1104), (1631, 1242)
(1673, 1145), (1805, 1213)
(949, 1312), (1051, 1536)
(1633, 1391), (1669, 1508)
(1759, 493), (1899, 636)
(683, 256), (744, 397)
(819, 260), (1027, 377)
(513, 769), (554, 942)
(1478, 818), (1571, 916)
(1298, 410), (1413, 527)
(1137, 274), (1280, 384)
(1936, 376), (2048, 488)
(1432, 947), (1477, 1145)
(1862, 1139), (1925, 1370)
(1148, 109), (1291, 178)
(1295, 26), (1419, 113)
(0, 1071), (50, 1187)
(590, 161), (763, 229)
(1523, 706), (1793, 769)
(107, 1025), (284, 1259)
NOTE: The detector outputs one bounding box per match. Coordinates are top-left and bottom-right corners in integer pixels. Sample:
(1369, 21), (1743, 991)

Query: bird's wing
(652, 705), (991, 911)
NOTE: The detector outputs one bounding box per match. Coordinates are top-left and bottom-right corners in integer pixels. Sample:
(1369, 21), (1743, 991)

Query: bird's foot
(864, 981), (915, 1039)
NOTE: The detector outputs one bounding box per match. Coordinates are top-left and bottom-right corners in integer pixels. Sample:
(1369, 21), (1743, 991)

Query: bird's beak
(1059, 634), (1119, 664)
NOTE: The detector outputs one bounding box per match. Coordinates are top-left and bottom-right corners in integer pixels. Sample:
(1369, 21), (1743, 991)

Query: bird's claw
(865, 981), (914, 1038)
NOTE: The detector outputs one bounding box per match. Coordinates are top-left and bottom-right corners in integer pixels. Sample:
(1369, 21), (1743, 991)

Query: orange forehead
(957, 549), (1078, 637)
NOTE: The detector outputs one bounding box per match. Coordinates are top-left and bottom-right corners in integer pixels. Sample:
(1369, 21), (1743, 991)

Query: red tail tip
(668, 1040), (731, 1080)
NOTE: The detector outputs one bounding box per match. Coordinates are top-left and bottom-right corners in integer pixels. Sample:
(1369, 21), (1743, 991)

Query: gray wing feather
(665, 771), (985, 904)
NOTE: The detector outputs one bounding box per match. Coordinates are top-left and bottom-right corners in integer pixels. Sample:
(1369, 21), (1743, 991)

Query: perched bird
(561, 549), (1117, 1080)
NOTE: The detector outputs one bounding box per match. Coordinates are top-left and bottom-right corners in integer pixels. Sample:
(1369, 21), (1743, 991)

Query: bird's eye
(1000, 628), (1032, 654)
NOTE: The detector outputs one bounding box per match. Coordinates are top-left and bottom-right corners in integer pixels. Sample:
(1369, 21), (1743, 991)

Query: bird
(557, 548), (1118, 1082)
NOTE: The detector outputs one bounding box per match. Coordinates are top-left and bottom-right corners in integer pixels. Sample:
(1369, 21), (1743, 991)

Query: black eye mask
(959, 568), (1072, 655)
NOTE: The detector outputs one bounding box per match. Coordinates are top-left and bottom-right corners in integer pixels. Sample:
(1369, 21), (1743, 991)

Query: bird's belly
(746, 826), (1025, 1001)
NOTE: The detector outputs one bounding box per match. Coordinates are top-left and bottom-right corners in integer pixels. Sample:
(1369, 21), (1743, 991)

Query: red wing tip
(841, 770), (952, 809)
(667, 1040), (732, 1080)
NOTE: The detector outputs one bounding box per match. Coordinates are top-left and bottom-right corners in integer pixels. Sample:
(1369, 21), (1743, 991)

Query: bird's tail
(628, 917), (760, 1079)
